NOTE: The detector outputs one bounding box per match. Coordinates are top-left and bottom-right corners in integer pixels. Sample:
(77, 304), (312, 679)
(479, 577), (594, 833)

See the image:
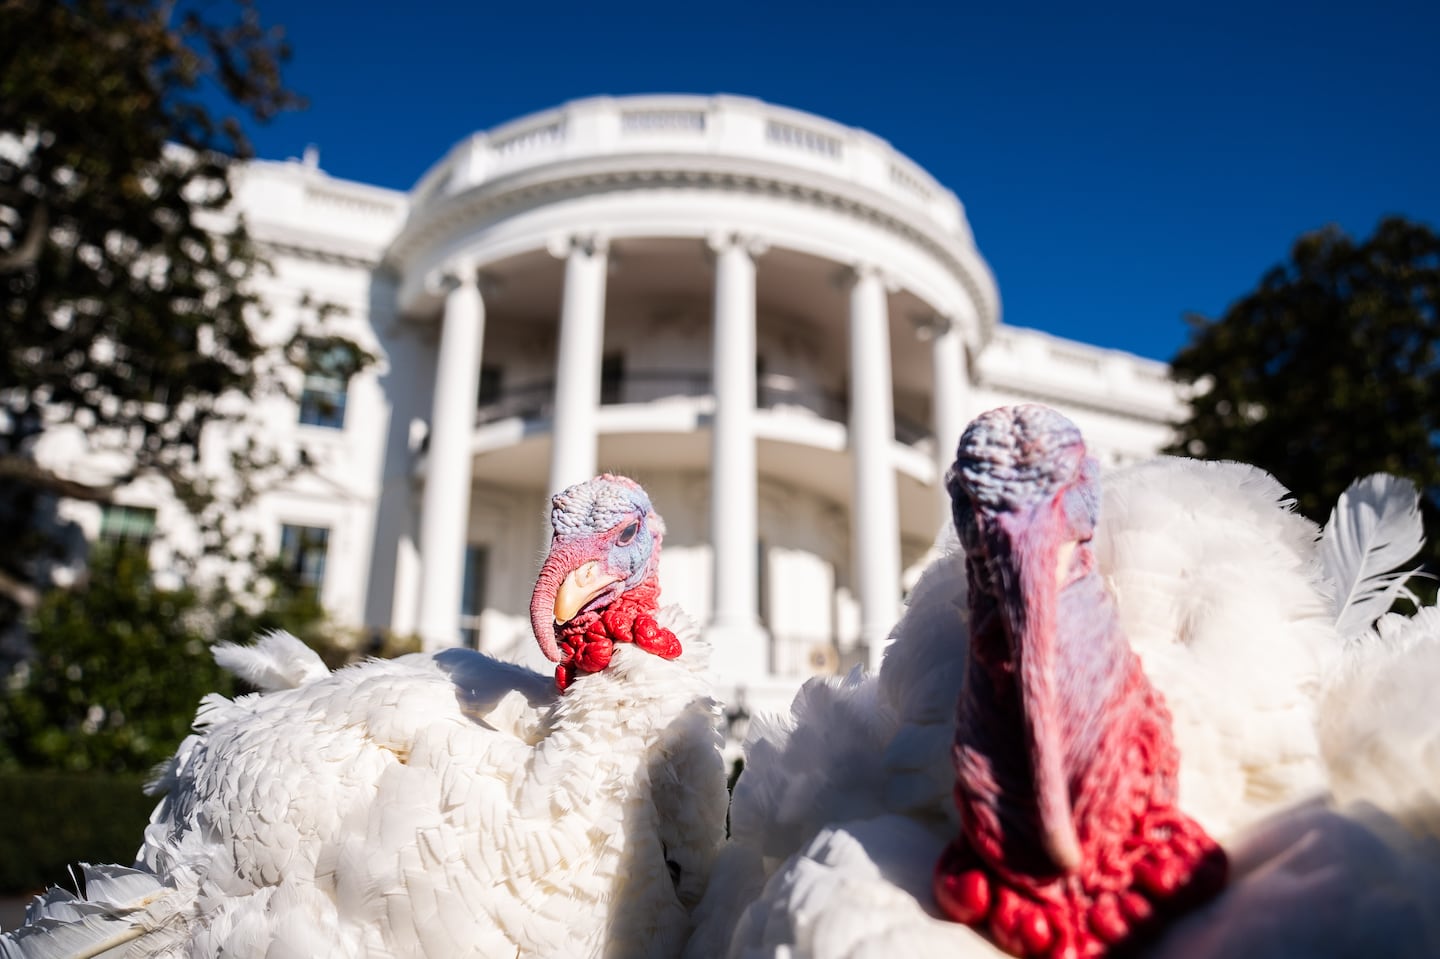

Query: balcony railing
(408, 96), (966, 237)
(475, 369), (932, 445)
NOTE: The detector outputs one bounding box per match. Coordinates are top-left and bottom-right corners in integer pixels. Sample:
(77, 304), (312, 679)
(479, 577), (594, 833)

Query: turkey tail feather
(1323, 474), (1426, 639)
(211, 630), (330, 692)
(0, 864), (167, 959)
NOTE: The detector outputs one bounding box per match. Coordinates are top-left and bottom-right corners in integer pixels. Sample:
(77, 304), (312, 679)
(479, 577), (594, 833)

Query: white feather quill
(1322, 474), (1426, 639)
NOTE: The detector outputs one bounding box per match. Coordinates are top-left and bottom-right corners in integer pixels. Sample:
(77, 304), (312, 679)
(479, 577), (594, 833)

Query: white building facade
(52, 95), (1184, 717)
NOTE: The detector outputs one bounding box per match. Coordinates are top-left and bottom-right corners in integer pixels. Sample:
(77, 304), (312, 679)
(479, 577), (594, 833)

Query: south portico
(397, 229), (979, 688)
(378, 95), (1000, 701)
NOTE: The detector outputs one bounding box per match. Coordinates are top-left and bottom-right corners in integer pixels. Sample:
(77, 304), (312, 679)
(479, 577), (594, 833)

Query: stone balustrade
(407, 95), (966, 237)
(977, 327), (1185, 420)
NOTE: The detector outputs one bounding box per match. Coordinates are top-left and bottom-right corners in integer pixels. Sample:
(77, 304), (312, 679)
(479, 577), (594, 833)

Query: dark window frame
(279, 523), (330, 590)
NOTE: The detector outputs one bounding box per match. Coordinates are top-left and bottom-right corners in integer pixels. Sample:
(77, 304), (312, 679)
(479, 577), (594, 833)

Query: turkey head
(530, 474), (682, 691)
(933, 405), (1227, 957)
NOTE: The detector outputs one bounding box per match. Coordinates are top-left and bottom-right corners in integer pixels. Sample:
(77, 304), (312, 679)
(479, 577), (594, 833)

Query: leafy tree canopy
(1167, 216), (1440, 588)
(0, 0), (369, 629)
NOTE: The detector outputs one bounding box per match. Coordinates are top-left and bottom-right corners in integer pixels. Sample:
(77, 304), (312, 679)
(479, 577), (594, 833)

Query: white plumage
(689, 451), (1440, 958)
(2, 475), (729, 959)
(4, 624), (725, 959)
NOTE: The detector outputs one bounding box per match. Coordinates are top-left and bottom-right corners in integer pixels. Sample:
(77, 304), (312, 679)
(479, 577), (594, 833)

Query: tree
(0, 546), (237, 773)
(1167, 216), (1440, 588)
(0, 0), (368, 632)
(0, 543), (417, 775)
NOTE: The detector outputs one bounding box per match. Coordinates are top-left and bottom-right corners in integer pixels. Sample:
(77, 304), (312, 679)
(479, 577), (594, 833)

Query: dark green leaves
(1168, 217), (1440, 597)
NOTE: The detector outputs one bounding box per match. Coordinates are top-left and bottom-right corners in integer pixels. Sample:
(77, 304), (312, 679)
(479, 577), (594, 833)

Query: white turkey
(1, 473), (729, 959)
(687, 404), (1440, 958)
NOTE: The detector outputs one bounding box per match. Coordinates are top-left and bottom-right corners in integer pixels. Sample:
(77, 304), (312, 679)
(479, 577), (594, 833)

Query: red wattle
(935, 663), (1228, 957)
(552, 578), (681, 692)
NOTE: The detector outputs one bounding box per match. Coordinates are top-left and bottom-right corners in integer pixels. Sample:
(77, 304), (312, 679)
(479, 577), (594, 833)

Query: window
(297, 345), (353, 429)
(460, 544), (489, 649)
(757, 538), (770, 628)
(477, 365), (503, 408)
(279, 524), (330, 590)
(99, 504), (156, 550)
(601, 352), (624, 405)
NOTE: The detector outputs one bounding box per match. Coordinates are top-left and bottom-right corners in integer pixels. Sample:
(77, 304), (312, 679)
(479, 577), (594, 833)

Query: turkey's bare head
(530, 474), (682, 691)
(933, 405), (1226, 957)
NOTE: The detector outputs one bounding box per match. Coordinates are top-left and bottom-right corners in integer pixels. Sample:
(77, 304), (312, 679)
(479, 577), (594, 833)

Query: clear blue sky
(236, 0), (1440, 362)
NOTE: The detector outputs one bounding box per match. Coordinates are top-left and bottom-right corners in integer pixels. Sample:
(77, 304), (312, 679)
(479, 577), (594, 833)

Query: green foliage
(1167, 216), (1440, 590)
(0, 771), (156, 893)
(0, 0), (375, 633)
(0, 0), (298, 465)
(0, 548), (234, 773)
(0, 546), (366, 775)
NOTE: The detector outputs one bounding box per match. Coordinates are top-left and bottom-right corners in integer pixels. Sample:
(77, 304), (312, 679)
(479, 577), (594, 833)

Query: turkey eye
(616, 521), (640, 546)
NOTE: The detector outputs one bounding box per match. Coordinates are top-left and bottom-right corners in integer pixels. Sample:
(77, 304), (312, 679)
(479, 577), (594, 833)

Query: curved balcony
(408, 95), (967, 240)
(474, 370), (933, 447)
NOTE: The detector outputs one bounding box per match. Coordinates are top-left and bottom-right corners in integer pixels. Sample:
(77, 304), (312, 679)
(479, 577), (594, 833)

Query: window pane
(601, 353), (624, 405)
(299, 379), (347, 428)
(280, 524), (330, 589)
(460, 544), (488, 650)
(99, 505), (156, 549)
(477, 366), (503, 407)
(461, 544), (488, 617)
(297, 345), (352, 429)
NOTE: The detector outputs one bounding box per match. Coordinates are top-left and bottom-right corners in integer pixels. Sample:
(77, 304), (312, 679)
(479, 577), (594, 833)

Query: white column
(846, 265), (902, 673)
(547, 234), (609, 497)
(417, 262), (485, 650)
(928, 314), (970, 527)
(706, 232), (769, 684)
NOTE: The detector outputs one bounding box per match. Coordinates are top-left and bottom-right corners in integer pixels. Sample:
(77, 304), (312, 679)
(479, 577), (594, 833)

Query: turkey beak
(530, 547), (622, 664)
(553, 561), (622, 624)
(992, 502), (1083, 874)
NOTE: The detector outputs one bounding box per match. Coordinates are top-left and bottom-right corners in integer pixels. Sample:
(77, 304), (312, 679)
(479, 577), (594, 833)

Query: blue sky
(234, 1), (1440, 362)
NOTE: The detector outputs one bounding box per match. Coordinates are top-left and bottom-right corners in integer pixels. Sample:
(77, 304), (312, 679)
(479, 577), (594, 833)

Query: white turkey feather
(0, 865), (166, 959)
(689, 449), (1440, 957)
(4, 615), (726, 959)
(210, 629), (330, 692)
(1323, 473), (1426, 639)
(1095, 457), (1338, 836)
(1148, 800), (1440, 959)
(724, 816), (993, 959)
(1318, 605), (1440, 838)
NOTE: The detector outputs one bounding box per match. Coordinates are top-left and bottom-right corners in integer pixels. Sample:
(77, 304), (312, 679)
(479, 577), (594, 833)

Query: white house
(48, 95), (1183, 719)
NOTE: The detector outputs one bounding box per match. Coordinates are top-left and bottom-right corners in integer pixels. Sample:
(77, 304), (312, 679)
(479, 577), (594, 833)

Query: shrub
(0, 771), (156, 894)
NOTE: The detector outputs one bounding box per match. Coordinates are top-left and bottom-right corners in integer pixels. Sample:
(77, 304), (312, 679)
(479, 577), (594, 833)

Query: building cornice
(379, 95), (997, 335)
(385, 154), (1000, 338)
(254, 232), (388, 270)
(975, 372), (1183, 425)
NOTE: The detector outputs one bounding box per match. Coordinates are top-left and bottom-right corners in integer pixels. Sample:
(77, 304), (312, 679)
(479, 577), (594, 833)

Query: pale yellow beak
(554, 560), (623, 624)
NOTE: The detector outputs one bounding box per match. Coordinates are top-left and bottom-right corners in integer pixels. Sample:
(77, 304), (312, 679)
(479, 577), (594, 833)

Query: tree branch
(0, 567), (41, 612)
(0, 200), (48, 275)
(0, 453), (123, 502)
